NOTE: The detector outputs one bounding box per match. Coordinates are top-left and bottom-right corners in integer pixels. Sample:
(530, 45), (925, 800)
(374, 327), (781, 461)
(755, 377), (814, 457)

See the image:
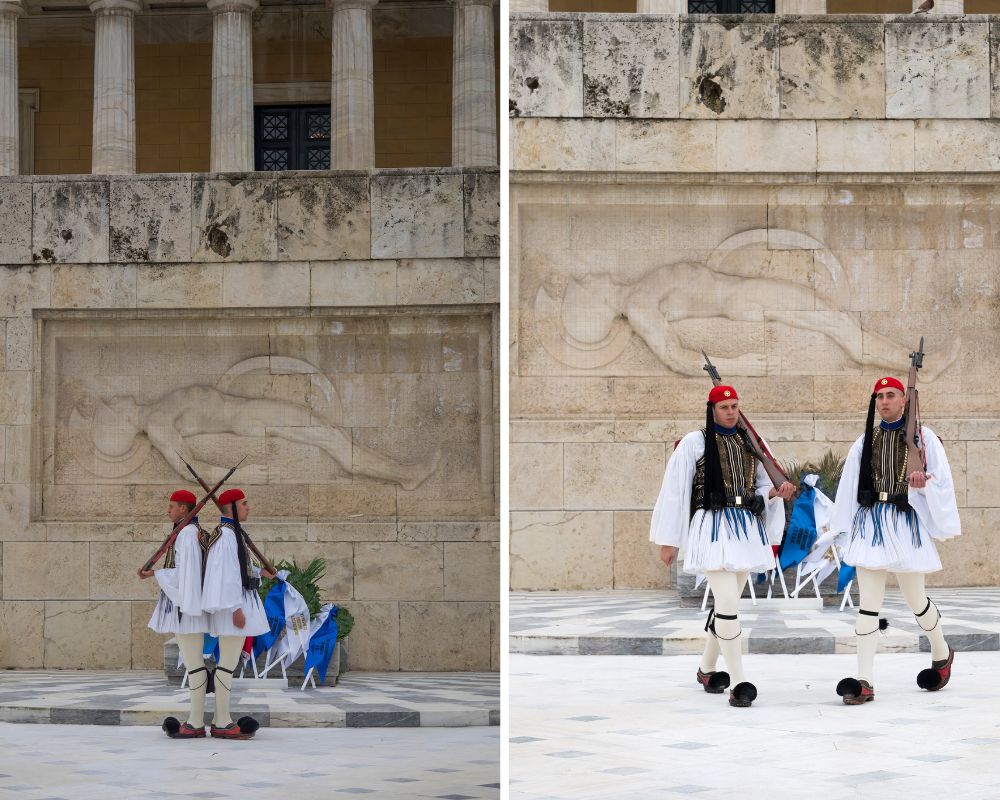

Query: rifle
(904, 337), (926, 473)
(176, 452), (276, 575)
(139, 457), (245, 573)
(702, 351), (789, 488)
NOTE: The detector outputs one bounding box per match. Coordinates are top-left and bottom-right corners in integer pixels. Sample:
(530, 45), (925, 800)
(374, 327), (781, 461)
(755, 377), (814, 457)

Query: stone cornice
(88, 0), (142, 14)
(206, 0), (258, 13)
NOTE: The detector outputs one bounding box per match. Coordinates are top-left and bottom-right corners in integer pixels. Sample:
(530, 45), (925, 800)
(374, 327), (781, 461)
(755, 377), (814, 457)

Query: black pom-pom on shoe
(236, 716), (260, 735)
(917, 667), (942, 690)
(729, 682), (757, 707)
(708, 671), (731, 692)
(879, 618), (889, 631)
(836, 677), (862, 697)
(162, 716), (181, 736)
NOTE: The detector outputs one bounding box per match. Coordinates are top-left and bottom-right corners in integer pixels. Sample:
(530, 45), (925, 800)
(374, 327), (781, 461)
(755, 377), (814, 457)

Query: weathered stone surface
(137, 263), (224, 308)
(0, 601), (45, 668)
(397, 258), (485, 305)
(354, 542), (444, 601)
(276, 175), (370, 261)
(512, 420), (615, 443)
(371, 172), (464, 259)
(993, 21), (1000, 118)
(564, 443), (665, 511)
(614, 511), (670, 590)
(308, 522), (398, 542)
(0, 371), (30, 425)
(5, 317), (32, 371)
(913, 120), (1000, 172)
(0, 264), (50, 316)
(444, 542), (499, 601)
(51, 263), (137, 308)
(779, 22), (885, 119)
(43, 600), (131, 668)
(90, 542), (162, 601)
(680, 20), (779, 119)
(399, 521), (499, 542)
(510, 511), (614, 590)
(311, 260), (397, 306)
(33, 181), (110, 264)
(4, 542), (89, 600)
(0, 182), (32, 264)
(343, 601), (400, 670)
(510, 442), (563, 510)
(510, 18), (583, 118)
(616, 120), (715, 172)
(0, 485), (33, 539)
(966, 441), (1000, 508)
(222, 261), (310, 306)
(110, 177), (192, 263)
(191, 176), (277, 262)
(583, 18), (680, 119)
(886, 21), (991, 119)
(464, 170), (500, 257)
(817, 120), (915, 172)
(511, 118), (615, 172)
(399, 601), (491, 670)
(717, 120), (817, 172)
(130, 599), (162, 669)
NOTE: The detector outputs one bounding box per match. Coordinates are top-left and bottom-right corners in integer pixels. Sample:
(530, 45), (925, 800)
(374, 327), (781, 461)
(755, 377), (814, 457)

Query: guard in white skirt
(831, 376), (961, 705)
(650, 385), (794, 707)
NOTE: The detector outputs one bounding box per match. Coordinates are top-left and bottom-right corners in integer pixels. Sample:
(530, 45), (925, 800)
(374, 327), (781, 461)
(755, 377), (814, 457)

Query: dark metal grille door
(254, 105), (331, 171)
(688, 0), (774, 10)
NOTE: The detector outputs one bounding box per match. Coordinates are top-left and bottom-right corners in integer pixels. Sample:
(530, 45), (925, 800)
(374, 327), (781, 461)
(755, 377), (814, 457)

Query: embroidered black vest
(692, 428), (758, 510)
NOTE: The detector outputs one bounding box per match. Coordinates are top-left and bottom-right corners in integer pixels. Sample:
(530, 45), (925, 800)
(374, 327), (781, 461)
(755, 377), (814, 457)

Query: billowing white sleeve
(649, 431), (701, 547)
(754, 459), (786, 545)
(200, 528), (245, 614)
(830, 436), (864, 535)
(153, 525), (202, 614)
(910, 426), (961, 540)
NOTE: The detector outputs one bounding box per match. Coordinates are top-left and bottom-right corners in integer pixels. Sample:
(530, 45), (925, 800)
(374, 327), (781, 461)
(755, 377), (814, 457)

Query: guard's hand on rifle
(137, 567), (154, 579)
(908, 470), (932, 489)
(233, 608), (246, 629)
(660, 545), (678, 568)
(261, 568), (277, 580)
(769, 481), (796, 501)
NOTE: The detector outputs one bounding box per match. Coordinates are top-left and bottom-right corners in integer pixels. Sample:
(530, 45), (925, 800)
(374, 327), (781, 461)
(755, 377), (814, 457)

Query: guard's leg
(705, 571), (755, 707)
(837, 567), (886, 704)
(210, 635), (259, 739)
(896, 572), (954, 690)
(697, 607), (729, 693)
(164, 633), (209, 737)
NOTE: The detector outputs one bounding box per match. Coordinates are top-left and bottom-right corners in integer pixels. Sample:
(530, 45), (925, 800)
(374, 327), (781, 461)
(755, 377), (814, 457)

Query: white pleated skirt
(205, 588), (270, 638)
(681, 507), (777, 576)
(843, 502), (942, 573)
(148, 591), (210, 635)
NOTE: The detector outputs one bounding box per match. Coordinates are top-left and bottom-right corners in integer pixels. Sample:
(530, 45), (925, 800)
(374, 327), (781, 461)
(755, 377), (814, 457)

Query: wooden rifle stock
(140, 457), (245, 572)
(702, 351), (788, 488)
(904, 337), (926, 473)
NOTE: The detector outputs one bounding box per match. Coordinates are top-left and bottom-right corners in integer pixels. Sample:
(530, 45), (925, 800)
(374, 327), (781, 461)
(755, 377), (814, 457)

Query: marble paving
(510, 589), (1000, 655)
(0, 722), (500, 800)
(0, 671), (499, 728)
(510, 652), (1000, 800)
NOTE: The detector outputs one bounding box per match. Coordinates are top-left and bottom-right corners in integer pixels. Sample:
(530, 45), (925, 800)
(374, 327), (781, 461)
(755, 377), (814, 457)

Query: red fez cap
(170, 489), (197, 505)
(873, 376), (905, 395)
(218, 488), (245, 508)
(708, 385), (739, 404)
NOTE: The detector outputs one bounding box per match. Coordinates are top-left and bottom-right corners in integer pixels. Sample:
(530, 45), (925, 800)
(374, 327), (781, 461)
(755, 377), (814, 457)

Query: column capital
(207, 0), (257, 13)
(0, 1), (25, 19)
(452, 0), (496, 7)
(326, 0), (378, 11)
(89, 0), (142, 15)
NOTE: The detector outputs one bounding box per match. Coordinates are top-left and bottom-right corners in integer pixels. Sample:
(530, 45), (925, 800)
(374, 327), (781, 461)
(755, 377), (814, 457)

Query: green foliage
(782, 449), (846, 500)
(257, 556), (353, 641)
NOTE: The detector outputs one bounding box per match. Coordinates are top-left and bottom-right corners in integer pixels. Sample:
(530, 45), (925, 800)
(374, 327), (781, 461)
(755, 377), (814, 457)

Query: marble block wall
(0, 167), (500, 671)
(510, 13), (1000, 590)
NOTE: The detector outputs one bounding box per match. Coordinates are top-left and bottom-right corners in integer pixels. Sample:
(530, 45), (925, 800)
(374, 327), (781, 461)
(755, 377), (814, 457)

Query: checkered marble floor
(0, 722), (499, 800)
(0, 671), (499, 728)
(510, 588), (1000, 656)
(510, 652), (1000, 800)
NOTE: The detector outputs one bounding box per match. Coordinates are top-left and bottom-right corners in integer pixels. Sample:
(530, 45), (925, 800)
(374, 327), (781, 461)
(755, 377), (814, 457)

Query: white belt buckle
(878, 491), (889, 502)
(734, 496), (742, 506)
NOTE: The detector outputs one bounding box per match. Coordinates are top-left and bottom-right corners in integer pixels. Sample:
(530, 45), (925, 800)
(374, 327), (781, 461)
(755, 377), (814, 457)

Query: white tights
(701, 571), (749, 685)
(176, 633), (245, 728)
(855, 567), (949, 683)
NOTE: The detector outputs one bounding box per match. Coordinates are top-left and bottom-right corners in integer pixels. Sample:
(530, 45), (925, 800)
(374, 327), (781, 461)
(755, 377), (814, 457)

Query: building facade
(0, 0), (500, 672)
(510, 11), (1000, 592)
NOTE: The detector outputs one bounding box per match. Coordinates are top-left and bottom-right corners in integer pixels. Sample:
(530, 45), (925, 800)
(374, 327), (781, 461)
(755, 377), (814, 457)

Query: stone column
(208, 0), (257, 172)
(0, 0), (22, 176)
(89, 0), (141, 175)
(328, 0), (378, 169)
(636, 0), (686, 12)
(452, 0), (496, 167)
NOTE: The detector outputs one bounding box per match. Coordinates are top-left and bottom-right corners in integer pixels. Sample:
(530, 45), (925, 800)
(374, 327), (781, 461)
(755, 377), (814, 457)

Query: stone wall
(0, 166), (500, 671)
(510, 14), (1000, 590)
